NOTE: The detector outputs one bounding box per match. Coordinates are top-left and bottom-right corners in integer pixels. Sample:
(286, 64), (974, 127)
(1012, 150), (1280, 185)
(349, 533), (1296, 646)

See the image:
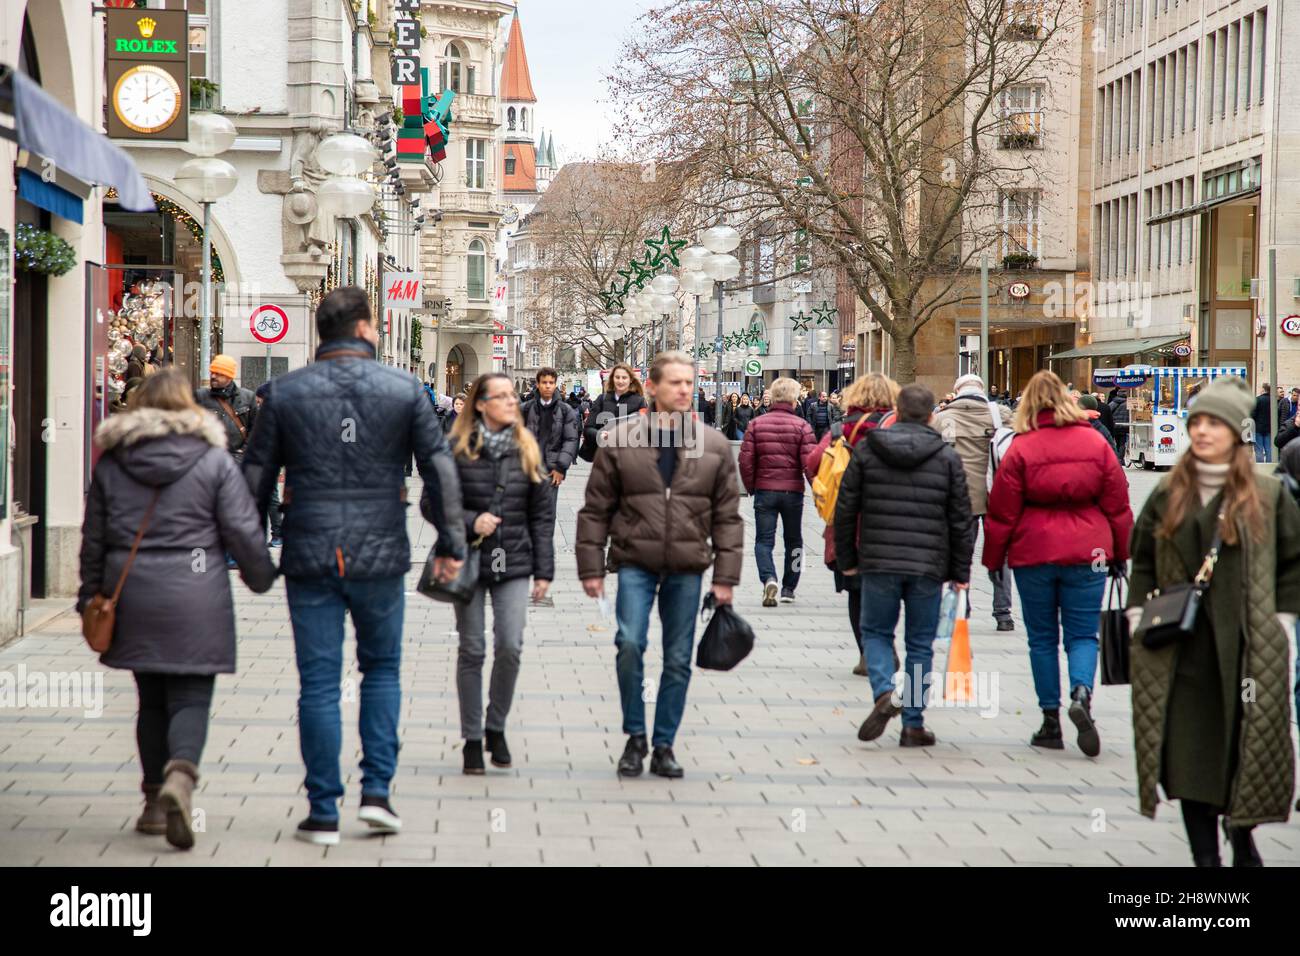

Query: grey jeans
(978, 514), (1014, 623)
(453, 576), (530, 740)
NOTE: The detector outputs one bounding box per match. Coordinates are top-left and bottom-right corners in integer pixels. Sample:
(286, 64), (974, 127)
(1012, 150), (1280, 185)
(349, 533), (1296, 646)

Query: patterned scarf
(477, 421), (516, 461)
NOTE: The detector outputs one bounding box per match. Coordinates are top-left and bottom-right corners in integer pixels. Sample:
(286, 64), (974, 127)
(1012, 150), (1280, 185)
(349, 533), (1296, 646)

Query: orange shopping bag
(943, 589), (974, 702)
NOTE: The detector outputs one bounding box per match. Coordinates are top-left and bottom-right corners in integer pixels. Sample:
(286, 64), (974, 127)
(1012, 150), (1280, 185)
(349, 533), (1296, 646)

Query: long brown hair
(450, 373), (543, 482)
(128, 367), (200, 412)
(1158, 438), (1263, 547)
(1011, 370), (1088, 433)
(604, 362), (644, 397)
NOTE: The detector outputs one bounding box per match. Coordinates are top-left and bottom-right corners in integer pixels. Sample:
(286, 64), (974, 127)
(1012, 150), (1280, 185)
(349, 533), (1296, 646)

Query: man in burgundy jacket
(738, 377), (817, 606)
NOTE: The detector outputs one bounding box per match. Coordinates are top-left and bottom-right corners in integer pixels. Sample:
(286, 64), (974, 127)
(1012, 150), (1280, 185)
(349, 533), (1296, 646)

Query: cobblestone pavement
(1, 464), (1297, 867)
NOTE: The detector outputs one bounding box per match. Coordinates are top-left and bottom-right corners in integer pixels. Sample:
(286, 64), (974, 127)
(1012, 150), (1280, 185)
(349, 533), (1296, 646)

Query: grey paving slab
(0, 465), (1296, 866)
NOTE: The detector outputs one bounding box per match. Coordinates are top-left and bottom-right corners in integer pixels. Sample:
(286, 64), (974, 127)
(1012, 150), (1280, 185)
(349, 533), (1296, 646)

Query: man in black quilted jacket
(242, 286), (466, 845)
(834, 383), (973, 749)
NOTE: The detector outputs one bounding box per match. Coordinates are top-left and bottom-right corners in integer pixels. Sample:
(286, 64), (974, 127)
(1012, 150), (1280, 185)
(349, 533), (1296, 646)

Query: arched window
(520, 107), (528, 132)
(442, 42), (464, 92)
(467, 239), (487, 300)
(507, 106), (516, 130)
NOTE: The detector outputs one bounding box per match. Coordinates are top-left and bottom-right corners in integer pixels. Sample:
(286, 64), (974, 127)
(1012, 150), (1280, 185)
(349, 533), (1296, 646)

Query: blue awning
(17, 168), (83, 223)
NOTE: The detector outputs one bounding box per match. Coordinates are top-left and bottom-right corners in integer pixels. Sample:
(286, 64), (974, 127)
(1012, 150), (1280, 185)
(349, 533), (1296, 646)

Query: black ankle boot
(1031, 709), (1064, 749)
(617, 734), (648, 777)
(1068, 685), (1101, 757)
(463, 739), (485, 775)
(1182, 800), (1221, 866)
(1223, 818), (1263, 867)
(484, 729), (512, 768)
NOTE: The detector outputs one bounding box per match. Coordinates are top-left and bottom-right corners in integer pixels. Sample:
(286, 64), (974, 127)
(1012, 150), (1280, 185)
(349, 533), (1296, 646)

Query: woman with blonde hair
(579, 362), (646, 462)
(1127, 376), (1300, 865)
(78, 369), (275, 850)
(804, 372), (900, 674)
(437, 373), (555, 774)
(983, 370), (1133, 756)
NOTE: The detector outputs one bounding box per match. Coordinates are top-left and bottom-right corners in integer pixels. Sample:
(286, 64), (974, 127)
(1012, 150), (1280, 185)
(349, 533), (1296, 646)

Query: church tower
(500, 5), (541, 214)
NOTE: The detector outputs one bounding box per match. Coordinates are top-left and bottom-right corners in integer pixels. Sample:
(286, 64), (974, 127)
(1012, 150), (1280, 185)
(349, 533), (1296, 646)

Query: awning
(1146, 186), (1260, 226)
(0, 64), (154, 212)
(17, 168), (83, 223)
(1049, 334), (1188, 360)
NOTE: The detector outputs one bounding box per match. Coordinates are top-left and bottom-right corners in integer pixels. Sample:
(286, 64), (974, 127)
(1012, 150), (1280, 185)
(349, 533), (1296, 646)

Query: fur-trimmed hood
(95, 407), (227, 487)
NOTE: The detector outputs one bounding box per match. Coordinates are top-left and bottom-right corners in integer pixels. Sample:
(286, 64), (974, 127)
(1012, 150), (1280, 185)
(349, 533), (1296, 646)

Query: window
(468, 239), (487, 300)
(1004, 1), (1041, 39)
(1000, 85), (1043, 147)
(1000, 190), (1041, 260)
(442, 42), (475, 94)
(466, 138), (486, 189)
(531, 348), (540, 367)
(505, 154), (516, 176)
(520, 107), (528, 132)
(507, 106), (516, 130)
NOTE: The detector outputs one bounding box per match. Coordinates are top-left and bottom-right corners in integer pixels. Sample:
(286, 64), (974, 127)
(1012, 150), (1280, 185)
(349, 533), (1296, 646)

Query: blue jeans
(1013, 564), (1106, 710)
(859, 572), (942, 728)
(1254, 431), (1271, 462)
(753, 490), (804, 590)
(286, 574), (405, 821)
(613, 565), (703, 747)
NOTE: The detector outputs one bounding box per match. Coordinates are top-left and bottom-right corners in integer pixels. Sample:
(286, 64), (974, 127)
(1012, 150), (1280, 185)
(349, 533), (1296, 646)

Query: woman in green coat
(1127, 375), (1300, 866)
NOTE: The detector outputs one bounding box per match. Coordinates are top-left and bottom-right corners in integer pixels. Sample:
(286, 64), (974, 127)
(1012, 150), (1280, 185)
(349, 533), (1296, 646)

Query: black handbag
(1098, 570), (1130, 685)
(1135, 519), (1224, 650)
(695, 592), (756, 671)
(417, 453), (511, 604)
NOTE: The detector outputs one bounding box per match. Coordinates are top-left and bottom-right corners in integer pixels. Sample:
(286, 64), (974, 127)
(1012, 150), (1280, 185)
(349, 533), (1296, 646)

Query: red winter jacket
(738, 404), (816, 494)
(803, 407), (893, 567)
(982, 409), (1134, 570)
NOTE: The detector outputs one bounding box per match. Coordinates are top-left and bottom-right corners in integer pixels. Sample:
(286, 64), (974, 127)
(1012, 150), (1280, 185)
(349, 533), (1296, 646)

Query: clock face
(112, 65), (182, 135)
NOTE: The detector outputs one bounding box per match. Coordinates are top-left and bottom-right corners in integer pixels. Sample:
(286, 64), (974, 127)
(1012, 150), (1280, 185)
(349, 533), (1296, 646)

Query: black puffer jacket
(196, 381), (257, 457)
(444, 434), (556, 584)
(78, 407), (276, 674)
(833, 421), (974, 583)
(242, 337), (466, 580)
(581, 390), (646, 456)
(522, 397), (580, 474)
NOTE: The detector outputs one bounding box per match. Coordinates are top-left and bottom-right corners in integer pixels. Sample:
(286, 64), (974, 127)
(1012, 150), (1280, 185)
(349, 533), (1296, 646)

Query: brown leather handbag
(82, 491), (160, 653)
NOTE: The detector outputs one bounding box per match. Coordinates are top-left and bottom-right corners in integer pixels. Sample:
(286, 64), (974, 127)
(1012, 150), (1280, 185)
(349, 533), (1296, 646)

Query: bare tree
(518, 160), (696, 368)
(610, 0), (1082, 382)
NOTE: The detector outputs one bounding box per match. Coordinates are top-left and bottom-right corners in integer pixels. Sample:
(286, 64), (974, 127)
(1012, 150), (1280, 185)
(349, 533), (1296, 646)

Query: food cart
(1102, 366), (1248, 469)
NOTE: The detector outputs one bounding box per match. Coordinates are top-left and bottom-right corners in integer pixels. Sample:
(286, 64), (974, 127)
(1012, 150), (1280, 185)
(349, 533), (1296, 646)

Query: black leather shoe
(463, 739), (485, 775)
(1031, 710), (1065, 749)
(1068, 685), (1101, 757)
(996, 619), (1015, 631)
(899, 726), (936, 747)
(617, 735), (648, 777)
(485, 729), (512, 768)
(650, 746), (684, 778)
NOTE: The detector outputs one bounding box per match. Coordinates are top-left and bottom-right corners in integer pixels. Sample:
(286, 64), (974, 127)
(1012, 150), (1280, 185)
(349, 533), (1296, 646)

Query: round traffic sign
(250, 304), (289, 344)
(744, 358), (763, 376)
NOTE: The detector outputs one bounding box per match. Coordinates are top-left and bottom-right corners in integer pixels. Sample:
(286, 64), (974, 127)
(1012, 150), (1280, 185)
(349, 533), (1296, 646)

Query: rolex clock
(112, 65), (182, 135)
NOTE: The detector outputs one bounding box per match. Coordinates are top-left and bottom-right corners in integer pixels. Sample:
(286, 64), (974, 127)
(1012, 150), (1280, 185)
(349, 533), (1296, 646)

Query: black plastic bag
(1099, 571), (1130, 685)
(695, 592), (755, 671)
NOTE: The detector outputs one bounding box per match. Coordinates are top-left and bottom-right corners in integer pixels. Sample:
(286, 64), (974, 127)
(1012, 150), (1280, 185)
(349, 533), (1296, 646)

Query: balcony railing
(454, 92), (496, 125)
(440, 190), (502, 215)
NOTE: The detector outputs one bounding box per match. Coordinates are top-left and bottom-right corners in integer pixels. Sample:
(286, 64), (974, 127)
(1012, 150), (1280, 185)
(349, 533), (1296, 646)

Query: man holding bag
(577, 351), (743, 779)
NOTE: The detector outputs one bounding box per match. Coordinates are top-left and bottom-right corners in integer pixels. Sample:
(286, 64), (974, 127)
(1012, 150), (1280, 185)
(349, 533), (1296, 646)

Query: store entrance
(1203, 202), (1257, 368)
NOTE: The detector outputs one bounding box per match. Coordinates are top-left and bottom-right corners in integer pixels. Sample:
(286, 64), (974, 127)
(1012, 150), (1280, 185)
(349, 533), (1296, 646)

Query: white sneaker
(762, 581), (778, 607)
(294, 818), (340, 845)
(358, 797), (402, 833)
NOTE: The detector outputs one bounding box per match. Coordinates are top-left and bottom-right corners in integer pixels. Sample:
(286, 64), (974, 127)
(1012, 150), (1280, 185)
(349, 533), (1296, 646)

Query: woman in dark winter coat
(439, 373), (555, 775)
(984, 370), (1132, 757)
(804, 372), (899, 675)
(77, 369), (275, 850)
(1128, 376), (1300, 865)
(734, 392), (756, 437)
(580, 362), (646, 461)
(718, 392), (740, 437)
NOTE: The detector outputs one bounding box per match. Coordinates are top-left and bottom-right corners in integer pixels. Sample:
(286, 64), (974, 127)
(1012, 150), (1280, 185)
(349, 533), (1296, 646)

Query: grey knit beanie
(1186, 375), (1254, 440)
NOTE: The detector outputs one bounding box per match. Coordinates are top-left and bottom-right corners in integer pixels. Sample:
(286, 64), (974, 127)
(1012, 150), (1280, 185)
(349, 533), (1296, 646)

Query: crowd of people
(75, 286), (1300, 868)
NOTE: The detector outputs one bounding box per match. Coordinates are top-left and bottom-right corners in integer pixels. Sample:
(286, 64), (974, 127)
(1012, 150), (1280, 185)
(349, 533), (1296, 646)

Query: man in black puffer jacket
(834, 383), (974, 749)
(242, 286), (466, 844)
(521, 367), (580, 490)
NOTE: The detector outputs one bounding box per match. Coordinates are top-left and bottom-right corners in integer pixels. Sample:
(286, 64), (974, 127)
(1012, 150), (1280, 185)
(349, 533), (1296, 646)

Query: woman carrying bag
(436, 373), (555, 775)
(1127, 376), (1300, 866)
(579, 362), (645, 462)
(77, 369), (276, 850)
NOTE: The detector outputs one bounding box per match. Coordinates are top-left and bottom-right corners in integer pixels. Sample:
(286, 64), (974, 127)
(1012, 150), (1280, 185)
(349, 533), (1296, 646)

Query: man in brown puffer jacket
(577, 351), (743, 779)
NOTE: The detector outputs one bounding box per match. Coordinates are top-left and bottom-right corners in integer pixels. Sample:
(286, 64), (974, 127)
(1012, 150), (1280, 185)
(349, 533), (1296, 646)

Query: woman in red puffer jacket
(983, 370), (1133, 757)
(804, 373), (899, 675)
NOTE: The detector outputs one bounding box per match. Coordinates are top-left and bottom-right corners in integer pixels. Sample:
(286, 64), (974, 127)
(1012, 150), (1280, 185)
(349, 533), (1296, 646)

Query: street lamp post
(679, 246), (712, 412)
(701, 225), (741, 428)
(176, 112), (239, 386)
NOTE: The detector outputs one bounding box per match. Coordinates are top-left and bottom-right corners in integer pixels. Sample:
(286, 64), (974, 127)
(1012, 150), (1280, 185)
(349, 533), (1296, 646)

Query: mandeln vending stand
(1116, 365), (1248, 469)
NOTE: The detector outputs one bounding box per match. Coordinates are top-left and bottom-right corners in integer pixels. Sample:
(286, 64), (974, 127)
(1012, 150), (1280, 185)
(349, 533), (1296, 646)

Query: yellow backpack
(812, 416), (870, 523)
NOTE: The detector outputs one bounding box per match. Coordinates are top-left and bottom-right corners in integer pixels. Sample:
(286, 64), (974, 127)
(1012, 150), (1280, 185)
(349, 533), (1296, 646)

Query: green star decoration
(791, 311), (812, 332)
(629, 252), (659, 287)
(644, 226), (688, 268)
(813, 301), (838, 326)
(616, 264), (638, 290)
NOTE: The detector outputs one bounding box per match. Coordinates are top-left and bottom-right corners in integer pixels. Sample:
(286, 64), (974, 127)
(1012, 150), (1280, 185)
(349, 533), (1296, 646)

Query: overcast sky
(512, 0), (656, 163)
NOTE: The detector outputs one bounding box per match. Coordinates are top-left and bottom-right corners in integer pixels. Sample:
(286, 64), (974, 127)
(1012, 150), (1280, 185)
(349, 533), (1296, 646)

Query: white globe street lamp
(175, 142), (239, 385)
(182, 111), (238, 157)
(701, 224), (741, 254)
(704, 253), (741, 281)
(316, 176), (377, 220)
(317, 132), (379, 176)
(650, 273), (680, 295)
(680, 245), (710, 272)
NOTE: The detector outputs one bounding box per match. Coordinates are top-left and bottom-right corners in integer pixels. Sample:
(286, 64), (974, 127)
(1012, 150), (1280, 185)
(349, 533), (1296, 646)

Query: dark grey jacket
(78, 407), (277, 674)
(195, 381), (257, 458)
(833, 421), (975, 583)
(521, 396), (580, 474)
(242, 337), (466, 580)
